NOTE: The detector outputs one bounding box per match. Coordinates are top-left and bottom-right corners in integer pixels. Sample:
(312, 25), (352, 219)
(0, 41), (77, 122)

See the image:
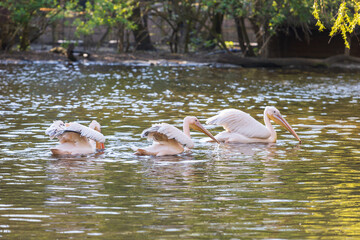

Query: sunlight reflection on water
(0, 64), (360, 239)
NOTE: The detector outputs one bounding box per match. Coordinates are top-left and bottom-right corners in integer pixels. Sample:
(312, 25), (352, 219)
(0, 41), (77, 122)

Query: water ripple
(0, 64), (360, 239)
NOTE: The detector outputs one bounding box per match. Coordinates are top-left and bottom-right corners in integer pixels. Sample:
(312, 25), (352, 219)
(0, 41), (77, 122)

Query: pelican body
(206, 106), (301, 143)
(135, 116), (219, 156)
(45, 120), (105, 155)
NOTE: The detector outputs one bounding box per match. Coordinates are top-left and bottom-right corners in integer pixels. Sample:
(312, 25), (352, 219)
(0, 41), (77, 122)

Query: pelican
(206, 106), (301, 143)
(135, 116), (220, 156)
(45, 120), (105, 155)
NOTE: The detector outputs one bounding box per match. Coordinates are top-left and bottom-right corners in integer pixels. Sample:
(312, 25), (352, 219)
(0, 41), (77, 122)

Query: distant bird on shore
(45, 120), (105, 156)
(50, 44), (91, 62)
(135, 116), (219, 156)
(206, 106), (301, 143)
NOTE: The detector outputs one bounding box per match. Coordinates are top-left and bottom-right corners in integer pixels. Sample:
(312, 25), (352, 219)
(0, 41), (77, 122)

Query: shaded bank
(0, 50), (218, 67)
(2, 50), (360, 70)
(217, 54), (360, 70)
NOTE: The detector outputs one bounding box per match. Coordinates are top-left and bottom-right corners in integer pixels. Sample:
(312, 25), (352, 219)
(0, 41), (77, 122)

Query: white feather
(45, 120), (65, 139)
(46, 121), (105, 143)
(206, 109), (271, 139)
(141, 123), (194, 148)
(65, 123), (105, 143)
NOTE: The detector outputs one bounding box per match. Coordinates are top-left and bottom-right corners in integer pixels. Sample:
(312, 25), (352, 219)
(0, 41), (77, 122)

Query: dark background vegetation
(0, 0), (359, 58)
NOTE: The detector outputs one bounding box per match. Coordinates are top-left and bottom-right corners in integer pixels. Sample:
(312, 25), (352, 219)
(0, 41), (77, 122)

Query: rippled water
(0, 63), (359, 239)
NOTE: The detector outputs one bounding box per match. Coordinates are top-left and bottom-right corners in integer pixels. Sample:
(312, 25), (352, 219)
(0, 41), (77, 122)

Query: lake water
(0, 62), (359, 239)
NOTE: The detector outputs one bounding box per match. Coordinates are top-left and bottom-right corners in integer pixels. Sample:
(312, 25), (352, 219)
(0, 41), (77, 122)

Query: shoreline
(0, 50), (223, 67)
(2, 50), (360, 70)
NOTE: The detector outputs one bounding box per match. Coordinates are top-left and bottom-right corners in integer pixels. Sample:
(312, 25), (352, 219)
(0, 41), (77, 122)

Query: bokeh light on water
(0, 63), (359, 238)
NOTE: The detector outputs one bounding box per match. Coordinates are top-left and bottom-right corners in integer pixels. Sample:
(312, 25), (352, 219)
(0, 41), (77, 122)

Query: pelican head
(185, 116), (220, 144)
(89, 120), (105, 150)
(265, 106), (301, 143)
(89, 120), (101, 132)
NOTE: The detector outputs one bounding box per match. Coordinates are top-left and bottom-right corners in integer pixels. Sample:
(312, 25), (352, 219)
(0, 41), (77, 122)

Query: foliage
(268, 0), (313, 30)
(0, 0), (62, 51)
(3, 0), (359, 54)
(199, 0), (315, 55)
(0, 0), (62, 25)
(313, 0), (360, 48)
(148, 1), (200, 53)
(68, 0), (135, 37)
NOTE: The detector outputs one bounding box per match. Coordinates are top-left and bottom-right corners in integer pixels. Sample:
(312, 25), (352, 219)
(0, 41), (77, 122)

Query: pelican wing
(206, 109), (271, 139)
(65, 123), (105, 143)
(141, 123), (193, 148)
(45, 120), (65, 139)
(46, 121), (105, 143)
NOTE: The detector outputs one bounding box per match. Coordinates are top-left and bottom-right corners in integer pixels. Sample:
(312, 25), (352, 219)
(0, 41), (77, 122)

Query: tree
(201, 0), (314, 57)
(313, 0), (360, 49)
(149, 1), (229, 53)
(149, 0), (198, 53)
(199, 1), (227, 51)
(0, 0), (62, 51)
(128, 2), (156, 51)
(248, 0), (317, 56)
(213, 0), (256, 56)
(70, 0), (135, 52)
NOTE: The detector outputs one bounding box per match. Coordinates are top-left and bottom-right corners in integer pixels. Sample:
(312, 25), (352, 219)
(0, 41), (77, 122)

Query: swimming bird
(206, 106), (301, 143)
(135, 116), (220, 156)
(45, 120), (105, 155)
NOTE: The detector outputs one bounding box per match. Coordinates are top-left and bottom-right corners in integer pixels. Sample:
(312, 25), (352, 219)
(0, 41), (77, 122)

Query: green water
(0, 63), (359, 239)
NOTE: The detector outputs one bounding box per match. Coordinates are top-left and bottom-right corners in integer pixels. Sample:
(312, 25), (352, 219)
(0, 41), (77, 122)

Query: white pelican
(206, 106), (301, 143)
(135, 116), (220, 156)
(45, 120), (105, 155)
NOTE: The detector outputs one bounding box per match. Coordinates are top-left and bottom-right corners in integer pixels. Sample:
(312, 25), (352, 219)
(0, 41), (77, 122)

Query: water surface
(0, 63), (359, 239)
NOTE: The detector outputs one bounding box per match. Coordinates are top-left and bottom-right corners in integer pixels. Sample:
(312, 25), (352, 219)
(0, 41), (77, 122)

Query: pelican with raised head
(135, 116), (220, 156)
(45, 120), (105, 155)
(206, 106), (301, 143)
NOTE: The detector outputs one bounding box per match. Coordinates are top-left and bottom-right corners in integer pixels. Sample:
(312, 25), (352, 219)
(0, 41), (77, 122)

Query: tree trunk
(0, 7), (16, 51)
(203, 11), (223, 50)
(234, 16), (247, 53)
(129, 6), (155, 51)
(97, 25), (111, 50)
(125, 29), (130, 52)
(117, 25), (124, 53)
(234, 16), (255, 56)
(249, 19), (264, 55)
(184, 20), (191, 53)
(345, 34), (350, 56)
(239, 17), (255, 56)
(51, 21), (58, 47)
(178, 20), (190, 53)
(19, 24), (30, 51)
(170, 30), (177, 53)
